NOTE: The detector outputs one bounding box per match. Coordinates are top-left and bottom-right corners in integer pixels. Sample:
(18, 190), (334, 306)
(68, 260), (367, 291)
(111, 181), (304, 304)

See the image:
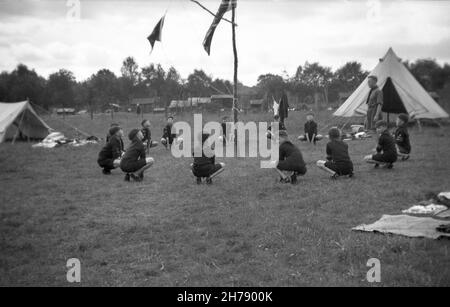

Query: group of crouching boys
(97, 112), (412, 185)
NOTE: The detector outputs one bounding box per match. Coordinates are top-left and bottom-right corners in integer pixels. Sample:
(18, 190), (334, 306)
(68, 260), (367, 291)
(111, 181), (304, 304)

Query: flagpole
(232, 3), (238, 127)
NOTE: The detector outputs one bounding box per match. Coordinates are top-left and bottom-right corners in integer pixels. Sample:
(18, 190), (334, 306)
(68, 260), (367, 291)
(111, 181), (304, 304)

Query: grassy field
(0, 110), (449, 287)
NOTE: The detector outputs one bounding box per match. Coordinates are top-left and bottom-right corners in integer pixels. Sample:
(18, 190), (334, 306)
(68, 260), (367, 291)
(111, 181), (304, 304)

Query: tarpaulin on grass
(353, 215), (450, 240)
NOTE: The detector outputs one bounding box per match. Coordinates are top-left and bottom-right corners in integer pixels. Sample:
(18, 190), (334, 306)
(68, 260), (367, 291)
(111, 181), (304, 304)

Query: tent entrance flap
(382, 77), (407, 114)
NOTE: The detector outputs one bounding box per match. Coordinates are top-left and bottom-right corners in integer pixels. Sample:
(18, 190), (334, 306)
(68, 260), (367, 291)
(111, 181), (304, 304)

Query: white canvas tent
(334, 48), (449, 120)
(0, 101), (51, 143)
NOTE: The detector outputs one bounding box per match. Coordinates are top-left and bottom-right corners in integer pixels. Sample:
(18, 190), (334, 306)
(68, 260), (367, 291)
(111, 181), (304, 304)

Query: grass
(0, 110), (449, 286)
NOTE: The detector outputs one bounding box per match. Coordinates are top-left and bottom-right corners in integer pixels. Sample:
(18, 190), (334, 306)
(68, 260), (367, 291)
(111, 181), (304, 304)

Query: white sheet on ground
(353, 215), (450, 239)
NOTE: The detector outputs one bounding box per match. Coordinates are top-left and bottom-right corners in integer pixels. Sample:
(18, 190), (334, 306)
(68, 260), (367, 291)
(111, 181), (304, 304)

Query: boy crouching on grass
(191, 133), (225, 185)
(161, 116), (177, 149)
(317, 128), (354, 179)
(98, 126), (125, 175)
(364, 120), (397, 169)
(298, 113), (323, 145)
(141, 119), (158, 153)
(394, 113), (411, 161)
(120, 129), (154, 182)
(272, 130), (307, 184)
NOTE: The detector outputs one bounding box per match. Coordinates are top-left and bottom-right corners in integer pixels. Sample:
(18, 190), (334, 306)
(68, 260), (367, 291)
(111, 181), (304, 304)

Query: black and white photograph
(0, 0), (449, 291)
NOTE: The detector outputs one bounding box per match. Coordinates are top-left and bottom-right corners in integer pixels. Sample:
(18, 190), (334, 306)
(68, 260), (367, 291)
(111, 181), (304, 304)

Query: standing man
(366, 75), (383, 131)
(136, 104), (142, 117)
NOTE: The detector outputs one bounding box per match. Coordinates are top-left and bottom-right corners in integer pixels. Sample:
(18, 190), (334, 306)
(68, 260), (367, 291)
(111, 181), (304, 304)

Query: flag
(203, 0), (237, 55)
(147, 15), (165, 52)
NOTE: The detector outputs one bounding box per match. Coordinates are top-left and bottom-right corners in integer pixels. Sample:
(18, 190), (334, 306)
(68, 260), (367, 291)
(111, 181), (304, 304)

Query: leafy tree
(186, 69), (213, 97)
(87, 69), (119, 112)
(295, 62), (333, 107)
(405, 59), (450, 91)
(46, 69), (76, 111)
(256, 74), (286, 100)
(5, 64), (47, 108)
(120, 57), (140, 104)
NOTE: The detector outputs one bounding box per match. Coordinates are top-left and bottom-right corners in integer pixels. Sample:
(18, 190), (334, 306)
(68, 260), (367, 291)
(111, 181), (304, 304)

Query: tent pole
(417, 119), (422, 133)
(232, 4), (239, 149)
(12, 108), (26, 145)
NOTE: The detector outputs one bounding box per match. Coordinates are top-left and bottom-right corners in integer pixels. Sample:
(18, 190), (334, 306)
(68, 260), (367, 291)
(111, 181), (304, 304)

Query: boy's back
(326, 140), (352, 166)
(378, 130), (397, 156)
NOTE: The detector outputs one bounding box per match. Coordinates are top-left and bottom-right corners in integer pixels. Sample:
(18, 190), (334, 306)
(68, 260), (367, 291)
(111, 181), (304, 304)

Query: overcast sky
(0, 0), (449, 85)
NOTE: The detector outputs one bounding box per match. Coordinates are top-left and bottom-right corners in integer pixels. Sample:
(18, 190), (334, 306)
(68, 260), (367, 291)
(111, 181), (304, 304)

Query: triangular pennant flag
(147, 15), (166, 52)
(203, 0), (237, 56)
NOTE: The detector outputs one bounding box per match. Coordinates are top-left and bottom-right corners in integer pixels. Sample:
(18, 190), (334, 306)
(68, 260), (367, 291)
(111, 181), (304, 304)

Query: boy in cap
(272, 130), (307, 184)
(120, 129), (154, 182)
(298, 113), (323, 145)
(317, 127), (354, 179)
(98, 126), (125, 175)
(394, 113), (411, 161)
(364, 120), (397, 169)
(191, 133), (226, 185)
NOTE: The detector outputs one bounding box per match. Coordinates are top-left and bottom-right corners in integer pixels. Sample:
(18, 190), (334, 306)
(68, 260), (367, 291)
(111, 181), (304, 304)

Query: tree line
(0, 56), (448, 113)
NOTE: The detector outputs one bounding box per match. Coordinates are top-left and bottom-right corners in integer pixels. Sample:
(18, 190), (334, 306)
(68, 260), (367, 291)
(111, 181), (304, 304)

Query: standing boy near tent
(364, 120), (397, 169)
(271, 130), (307, 184)
(366, 75), (384, 131)
(120, 129), (154, 182)
(317, 128), (354, 179)
(191, 133), (226, 185)
(298, 113), (323, 145)
(394, 113), (411, 161)
(98, 126), (125, 175)
(161, 116), (177, 149)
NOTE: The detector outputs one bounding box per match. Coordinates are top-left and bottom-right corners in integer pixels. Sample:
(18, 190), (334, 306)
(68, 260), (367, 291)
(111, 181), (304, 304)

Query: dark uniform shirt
(279, 141), (305, 166)
(377, 130), (397, 158)
(98, 135), (124, 162)
(366, 86), (383, 109)
(120, 139), (146, 172)
(162, 124), (176, 143)
(326, 140), (352, 165)
(304, 120), (318, 139)
(394, 125), (411, 154)
(142, 127), (152, 144)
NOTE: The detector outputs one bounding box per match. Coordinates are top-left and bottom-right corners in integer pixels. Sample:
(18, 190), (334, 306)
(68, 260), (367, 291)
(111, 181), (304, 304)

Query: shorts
(98, 158), (115, 170)
(193, 163), (223, 178)
(120, 159), (147, 173)
(372, 153), (397, 164)
(397, 145), (410, 155)
(277, 160), (307, 175)
(325, 161), (353, 176)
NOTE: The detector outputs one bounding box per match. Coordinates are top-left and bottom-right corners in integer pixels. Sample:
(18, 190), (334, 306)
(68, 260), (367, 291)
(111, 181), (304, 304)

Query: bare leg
(209, 163), (226, 179)
(316, 160), (336, 175)
(134, 157), (154, 177)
